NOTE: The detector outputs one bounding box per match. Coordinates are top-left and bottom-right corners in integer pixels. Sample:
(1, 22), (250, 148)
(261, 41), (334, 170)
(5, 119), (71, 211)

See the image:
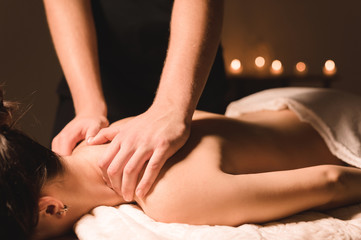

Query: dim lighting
(255, 56), (265, 68)
(323, 59), (336, 76)
(230, 59), (242, 74)
(272, 60), (282, 71)
(295, 61), (307, 75)
(270, 60), (283, 75)
(325, 60), (335, 71)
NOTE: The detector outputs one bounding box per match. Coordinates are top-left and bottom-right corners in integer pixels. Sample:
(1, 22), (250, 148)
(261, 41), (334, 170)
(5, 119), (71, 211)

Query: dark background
(1, 0), (361, 146)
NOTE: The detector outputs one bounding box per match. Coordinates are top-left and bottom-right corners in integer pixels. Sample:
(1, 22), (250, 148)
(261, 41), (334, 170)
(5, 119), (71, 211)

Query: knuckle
(155, 138), (170, 151)
(97, 128), (107, 137)
(160, 138), (171, 148)
(89, 125), (100, 133)
(107, 167), (118, 178)
(124, 165), (136, 175)
(148, 161), (162, 171)
(101, 119), (109, 127)
(140, 179), (151, 188)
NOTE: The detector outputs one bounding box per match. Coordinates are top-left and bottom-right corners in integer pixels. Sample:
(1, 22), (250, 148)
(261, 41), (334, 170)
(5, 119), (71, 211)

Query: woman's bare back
(135, 110), (346, 225)
(72, 109), (358, 226)
(159, 110), (342, 174)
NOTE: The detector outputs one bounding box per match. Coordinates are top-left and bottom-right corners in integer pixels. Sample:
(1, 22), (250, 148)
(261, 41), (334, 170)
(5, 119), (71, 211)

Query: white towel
(226, 87), (361, 168)
(75, 204), (361, 240)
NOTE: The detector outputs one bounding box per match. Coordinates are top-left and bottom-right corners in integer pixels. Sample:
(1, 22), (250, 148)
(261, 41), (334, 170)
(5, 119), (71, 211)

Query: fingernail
(87, 137), (93, 143)
(124, 196), (131, 202)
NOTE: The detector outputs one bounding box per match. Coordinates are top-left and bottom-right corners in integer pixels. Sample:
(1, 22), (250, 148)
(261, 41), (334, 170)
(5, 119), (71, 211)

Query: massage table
(74, 87), (361, 240)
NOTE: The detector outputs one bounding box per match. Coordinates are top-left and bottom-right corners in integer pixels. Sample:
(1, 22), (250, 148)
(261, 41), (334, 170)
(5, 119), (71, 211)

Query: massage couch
(71, 87), (361, 240)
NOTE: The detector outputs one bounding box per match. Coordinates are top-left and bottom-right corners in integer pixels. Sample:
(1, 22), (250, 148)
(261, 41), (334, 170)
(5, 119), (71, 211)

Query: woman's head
(0, 89), (64, 239)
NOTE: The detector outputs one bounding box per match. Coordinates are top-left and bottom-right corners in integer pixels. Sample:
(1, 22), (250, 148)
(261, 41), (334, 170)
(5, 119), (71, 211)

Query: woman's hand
(88, 105), (191, 201)
(52, 115), (109, 156)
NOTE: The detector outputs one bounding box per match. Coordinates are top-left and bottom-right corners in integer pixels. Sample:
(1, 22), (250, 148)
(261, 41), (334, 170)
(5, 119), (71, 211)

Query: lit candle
(270, 60), (283, 75)
(323, 60), (337, 76)
(255, 56), (265, 69)
(295, 61), (307, 75)
(230, 59), (242, 74)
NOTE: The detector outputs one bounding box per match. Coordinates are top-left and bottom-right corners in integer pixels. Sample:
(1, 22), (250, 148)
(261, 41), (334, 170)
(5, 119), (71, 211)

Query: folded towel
(226, 87), (361, 168)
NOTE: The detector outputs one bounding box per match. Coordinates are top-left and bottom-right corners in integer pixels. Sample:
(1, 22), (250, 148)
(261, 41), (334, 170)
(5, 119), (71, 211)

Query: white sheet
(75, 87), (361, 240)
(76, 204), (361, 240)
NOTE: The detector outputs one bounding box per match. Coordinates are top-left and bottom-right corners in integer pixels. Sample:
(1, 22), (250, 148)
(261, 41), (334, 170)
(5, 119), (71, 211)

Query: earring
(57, 205), (68, 216)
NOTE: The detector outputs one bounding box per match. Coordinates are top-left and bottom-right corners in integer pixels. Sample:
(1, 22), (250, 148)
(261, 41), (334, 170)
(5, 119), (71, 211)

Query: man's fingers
(97, 133), (138, 196)
(136, 149), (167, 199)
(88, 127), (118, 145)
(52, 115), (110, 154)
(98, 139), (122, 185)
(85, 125), (102, 142)
(52, 130), (84, 155)
(121, 148), (152, 202)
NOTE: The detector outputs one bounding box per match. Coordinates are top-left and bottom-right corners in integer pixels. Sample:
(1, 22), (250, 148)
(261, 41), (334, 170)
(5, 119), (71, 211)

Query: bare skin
(43, 0), (224, 201)
(35, 110), (361, 239)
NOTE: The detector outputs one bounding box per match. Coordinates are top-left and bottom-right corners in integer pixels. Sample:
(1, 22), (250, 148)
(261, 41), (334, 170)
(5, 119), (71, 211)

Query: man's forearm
(43, 0), (106, 116)
(154, 0), (224, 121)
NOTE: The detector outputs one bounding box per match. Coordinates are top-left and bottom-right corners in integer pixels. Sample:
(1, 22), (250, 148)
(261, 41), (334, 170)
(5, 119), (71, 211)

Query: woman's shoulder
(72, 140), (108, 160)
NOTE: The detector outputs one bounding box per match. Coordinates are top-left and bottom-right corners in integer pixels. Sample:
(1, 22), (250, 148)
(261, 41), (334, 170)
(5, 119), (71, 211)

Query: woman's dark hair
(0, 89), (64, 239)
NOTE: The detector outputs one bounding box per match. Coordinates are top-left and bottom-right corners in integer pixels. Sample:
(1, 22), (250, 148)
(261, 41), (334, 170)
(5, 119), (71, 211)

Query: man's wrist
(74, 100), (108, 118)
(150, 96), (195, 124)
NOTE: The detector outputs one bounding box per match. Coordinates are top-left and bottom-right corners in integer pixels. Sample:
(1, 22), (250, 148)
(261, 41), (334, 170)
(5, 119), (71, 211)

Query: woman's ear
(35, 197), (69, 239)
(38, 196), (67, 218)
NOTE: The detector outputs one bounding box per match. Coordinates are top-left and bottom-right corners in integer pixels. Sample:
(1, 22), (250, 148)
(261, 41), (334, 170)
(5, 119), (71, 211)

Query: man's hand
(88, 105), (191, 201)
(44, 0), (108, 155)
(52, 115), (109, 156)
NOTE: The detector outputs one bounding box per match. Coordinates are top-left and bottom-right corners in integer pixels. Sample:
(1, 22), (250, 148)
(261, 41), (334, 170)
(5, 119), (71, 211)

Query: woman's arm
(90, 0), (225, 201)
(143, 164), (361, 226)
(43, 0), (108, 155)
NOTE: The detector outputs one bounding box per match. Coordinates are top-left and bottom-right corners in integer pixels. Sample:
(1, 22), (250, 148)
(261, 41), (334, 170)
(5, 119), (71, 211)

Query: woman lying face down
(2, 88), (361, 240)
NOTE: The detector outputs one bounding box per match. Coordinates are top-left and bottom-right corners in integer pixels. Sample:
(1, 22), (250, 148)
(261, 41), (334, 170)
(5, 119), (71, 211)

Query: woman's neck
(37, 143), (129, 239)
(53, 144), (126, 220)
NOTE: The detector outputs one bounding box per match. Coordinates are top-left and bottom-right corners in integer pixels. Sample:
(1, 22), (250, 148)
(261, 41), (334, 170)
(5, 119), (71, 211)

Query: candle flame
(271, 60), (282, 71)
(296, 62), (307, 73)
(323, 59), (337, 76)
(270, 60), (283, 75)
(325, 60), (335, 71)
(230, 59), (241, 71)
(255, 56), (265, 68)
